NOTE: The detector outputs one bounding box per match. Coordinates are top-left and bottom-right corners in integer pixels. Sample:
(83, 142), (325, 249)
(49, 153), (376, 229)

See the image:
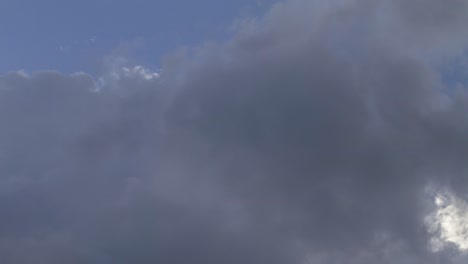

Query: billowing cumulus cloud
(1, 0), (468, 263)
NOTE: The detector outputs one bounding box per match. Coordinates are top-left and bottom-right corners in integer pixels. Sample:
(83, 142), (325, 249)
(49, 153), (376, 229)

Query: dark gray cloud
(1, 0), (468, 263)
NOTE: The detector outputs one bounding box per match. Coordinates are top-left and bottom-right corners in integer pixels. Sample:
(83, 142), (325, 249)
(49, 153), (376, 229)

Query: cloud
(426, 190), (468, 252)
(1, 0), (468, 263)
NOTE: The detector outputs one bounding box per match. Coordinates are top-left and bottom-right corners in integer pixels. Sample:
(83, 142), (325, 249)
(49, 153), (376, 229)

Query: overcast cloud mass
(1, 0), (468, 263)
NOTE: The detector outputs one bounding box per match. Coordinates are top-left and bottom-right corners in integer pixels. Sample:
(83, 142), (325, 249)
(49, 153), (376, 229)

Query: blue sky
(0, 0), (269, 74)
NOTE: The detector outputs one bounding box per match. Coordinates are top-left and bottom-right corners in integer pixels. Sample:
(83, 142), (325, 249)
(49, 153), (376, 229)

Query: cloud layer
(1, 0), (468, 263)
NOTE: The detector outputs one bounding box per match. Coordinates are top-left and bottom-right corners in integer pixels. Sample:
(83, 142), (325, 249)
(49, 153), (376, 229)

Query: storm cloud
(1, 0), (468, 263)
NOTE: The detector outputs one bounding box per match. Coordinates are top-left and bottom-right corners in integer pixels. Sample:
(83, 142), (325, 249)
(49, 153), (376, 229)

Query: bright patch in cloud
(94, 64), (159, 90)
(426, 190), (468, 252)
(122, 66), (159, 80)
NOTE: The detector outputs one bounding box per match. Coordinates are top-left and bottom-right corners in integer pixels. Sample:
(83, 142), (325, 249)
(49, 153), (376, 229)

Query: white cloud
(122, 65), (159, 80)
(94, 63), (159, 91)
(426, 190), (468, 252)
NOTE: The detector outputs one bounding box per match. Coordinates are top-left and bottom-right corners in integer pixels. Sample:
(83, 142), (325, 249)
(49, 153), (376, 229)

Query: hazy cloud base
(1, 0), (468, 263)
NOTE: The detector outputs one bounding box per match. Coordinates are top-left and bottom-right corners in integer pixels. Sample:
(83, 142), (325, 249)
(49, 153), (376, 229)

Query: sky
(1, 0), (468, 263)
(0, 0), (270, 73)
